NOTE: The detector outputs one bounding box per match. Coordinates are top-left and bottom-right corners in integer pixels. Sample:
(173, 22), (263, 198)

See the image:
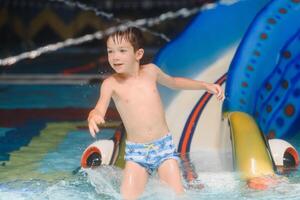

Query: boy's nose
(111, 53), (119, 60)
(109, 55), (117, 61)
(112, 57), (120, 62)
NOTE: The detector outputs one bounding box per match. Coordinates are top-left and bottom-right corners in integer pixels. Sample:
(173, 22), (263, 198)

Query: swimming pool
(0, 83), (300, 200)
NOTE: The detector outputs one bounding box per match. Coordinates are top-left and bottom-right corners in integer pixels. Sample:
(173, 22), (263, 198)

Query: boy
(88, 27), (224, 199)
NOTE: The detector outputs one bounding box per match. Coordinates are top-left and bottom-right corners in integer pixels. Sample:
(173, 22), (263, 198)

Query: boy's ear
(135, 48), (144, 60)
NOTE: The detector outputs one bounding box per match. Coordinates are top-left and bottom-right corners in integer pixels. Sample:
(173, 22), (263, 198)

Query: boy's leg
(158, 159), (184, 194)
(121, 161), (149, 200)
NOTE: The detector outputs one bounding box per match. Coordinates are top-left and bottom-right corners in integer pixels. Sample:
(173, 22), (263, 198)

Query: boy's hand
(205, 83), (225, 101)
(87, 109), (105, 138)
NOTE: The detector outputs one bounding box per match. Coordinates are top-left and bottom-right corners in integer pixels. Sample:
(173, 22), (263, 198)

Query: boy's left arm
(154, 64), (225, 101)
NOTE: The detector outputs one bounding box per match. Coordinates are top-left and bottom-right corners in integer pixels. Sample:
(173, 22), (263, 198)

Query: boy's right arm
(88, 78), (113, 138)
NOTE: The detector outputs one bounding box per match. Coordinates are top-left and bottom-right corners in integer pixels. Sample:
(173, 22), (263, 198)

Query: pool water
(1, 150), (300, 200)
(0, 84), (300, 200)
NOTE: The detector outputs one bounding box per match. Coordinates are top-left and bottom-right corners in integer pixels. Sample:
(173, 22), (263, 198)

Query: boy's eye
(107, 50), (112, 54)
(120, 49), (127, 53)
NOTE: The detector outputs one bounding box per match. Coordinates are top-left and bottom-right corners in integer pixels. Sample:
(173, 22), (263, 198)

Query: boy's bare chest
(113, 79), (158, 103)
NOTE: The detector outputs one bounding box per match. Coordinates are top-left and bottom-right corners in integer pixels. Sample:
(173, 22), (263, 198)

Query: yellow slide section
(228, 112), (275, 180)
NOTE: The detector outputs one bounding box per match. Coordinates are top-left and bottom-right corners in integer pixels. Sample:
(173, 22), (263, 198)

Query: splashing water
(0, 0), (244, 66)
(50, 0), (115, 20)
(0, 3), (201, 66)
(50, 0), (170, 42)
(83, 166), (122, 199)
(1, 155), (300, 200)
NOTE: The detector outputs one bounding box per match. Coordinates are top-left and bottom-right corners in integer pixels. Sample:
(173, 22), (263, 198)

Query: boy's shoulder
(141, 63), (158, 68)
(101, 74), (117, 86)
(103, 74), (114, 81)
(140, 63), (160, 72)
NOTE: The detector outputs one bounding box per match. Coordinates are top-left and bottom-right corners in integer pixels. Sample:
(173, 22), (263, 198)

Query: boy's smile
(112, 63), (124, 71)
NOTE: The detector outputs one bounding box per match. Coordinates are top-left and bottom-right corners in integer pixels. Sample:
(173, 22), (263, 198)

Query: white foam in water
(83, 165), (202, 200)
(84, 166), (122, 199)
(40, 180), (92, 200)
(187, 151), (233, 172)
(1, 167), (300, 200)
(240, 179), (300, 200)
(85, 166), (186, 200)
(82, 162), (240, 200)
(196, 172), (239, 191)
(0, 192), (27, 200)
(141, 178), (178, 200)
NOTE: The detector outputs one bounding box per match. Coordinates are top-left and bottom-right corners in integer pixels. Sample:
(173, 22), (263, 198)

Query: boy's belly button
(146, 127), (153, 133)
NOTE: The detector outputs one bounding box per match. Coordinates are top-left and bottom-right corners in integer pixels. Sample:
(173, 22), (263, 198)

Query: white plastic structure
(81, 140), (115, 168)
(268, 139), (299, 168)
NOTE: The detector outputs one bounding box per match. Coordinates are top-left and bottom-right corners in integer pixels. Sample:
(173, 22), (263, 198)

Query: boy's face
(107, 37), (143, 74)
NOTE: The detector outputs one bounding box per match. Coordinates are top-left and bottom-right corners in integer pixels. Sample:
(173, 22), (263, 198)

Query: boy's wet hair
(107, 27), (144, 51)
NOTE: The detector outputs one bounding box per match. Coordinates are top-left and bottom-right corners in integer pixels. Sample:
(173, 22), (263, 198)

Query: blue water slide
(224, 0), (300, 138)
(154, 0), (270, 103)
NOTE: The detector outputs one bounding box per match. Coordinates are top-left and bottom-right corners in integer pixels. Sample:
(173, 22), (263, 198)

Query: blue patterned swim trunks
(125, 133), (179, 174)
